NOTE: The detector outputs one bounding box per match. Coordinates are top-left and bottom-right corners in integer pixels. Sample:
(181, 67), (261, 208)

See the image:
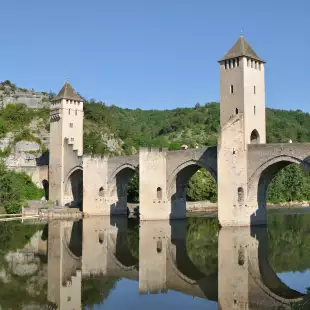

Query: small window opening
(254, 85), (256, 94)
(247, 58), (250, 67)
(224, 60), (227, 69)
(232, 59), (235, 67)
(157, 187), (162, 200)
(99, 186), (104, 196)
(230, 85), (234, 94)
(237, 187), (244, 203)
(236, 58), (239, 67)
(251, 60), (254, 68)
(250, 129), (260, 144)
(235, 108), (239, 115)
(70, 137), (74, 142)
(68, 109), (71, 115)
(228, 60), (231, 68)
(69, 123), (73, 128)
(255, 61), (257, 69)
(238, 248), (245, 266)
(258, 63), (261, 70)
(99, 232), (104, 244)
(75, 110), (77, 115)
(254, 105), (256, 115)
(157, 240), (162, 253)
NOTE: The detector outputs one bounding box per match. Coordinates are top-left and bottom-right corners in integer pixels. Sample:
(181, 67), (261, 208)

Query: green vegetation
(0, 160), (43, 213)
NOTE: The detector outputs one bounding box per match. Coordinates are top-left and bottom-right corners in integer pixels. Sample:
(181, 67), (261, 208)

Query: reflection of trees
(126, 219), (140, 259)
(82, 277), (119, 308)
(268, 213), (310, 273)
(186, 217), (218, 275)
(0, 221), (47, 309)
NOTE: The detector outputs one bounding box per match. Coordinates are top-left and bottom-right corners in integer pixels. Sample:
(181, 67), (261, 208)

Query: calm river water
(0, 210), (310, 309)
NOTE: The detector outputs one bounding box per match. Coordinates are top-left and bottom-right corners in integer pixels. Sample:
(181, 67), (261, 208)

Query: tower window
(157, 240), (162, 253)
(238, 248), (245, 266)
(224, 60), (227, 69)
(251, 60), (254, 68)
(258, 63), (261, 70)
(157, 187), (162, 200)
(228, 59), (231, 68)
(236, 58), (239, 67)
(68, 109), (71, 115)
(69, 123), (73, 128)
(254, 85), (256, 94)
(235, 108), (239, 115)
(75, 110), (77, 115)
(255, 61), (257, 69)
(70, 137), (74, 142)
(237, 187), (244, 203)
(254, 105), (256, 115)
(230, 85), (234, 94)
(232, 59), (235, 67)
(247, 58), (250, 67)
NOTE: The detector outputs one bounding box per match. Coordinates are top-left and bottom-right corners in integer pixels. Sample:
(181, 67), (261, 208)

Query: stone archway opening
(110, 166), (139, 214)
(42, 179), (49, 200)
(169, 163), (217, 217)
(250, 129), (260, 144)
(65, 169), (83, 209)
(252, 159), (310, 225)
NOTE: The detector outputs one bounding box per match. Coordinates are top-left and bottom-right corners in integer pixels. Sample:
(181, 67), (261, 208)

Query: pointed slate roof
(219, 36), (264, 63)
(53, 82), (82, 101)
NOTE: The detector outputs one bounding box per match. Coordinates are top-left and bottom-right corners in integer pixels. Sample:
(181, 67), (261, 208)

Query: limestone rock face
(0, 89), (50, 109)
(14, 140), (41, 153)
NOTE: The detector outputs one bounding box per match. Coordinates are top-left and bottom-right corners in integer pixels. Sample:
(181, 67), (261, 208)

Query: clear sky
(0, 0), (309, 111)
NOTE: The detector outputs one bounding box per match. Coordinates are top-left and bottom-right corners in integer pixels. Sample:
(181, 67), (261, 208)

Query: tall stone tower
(217, 36), (266, 226)
(49, 82), (84, 206)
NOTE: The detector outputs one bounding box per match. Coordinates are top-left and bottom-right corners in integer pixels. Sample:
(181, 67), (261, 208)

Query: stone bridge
(41, 217), (308, 309)
(48, 35), (310, 226)
(82, 147), (217, 219)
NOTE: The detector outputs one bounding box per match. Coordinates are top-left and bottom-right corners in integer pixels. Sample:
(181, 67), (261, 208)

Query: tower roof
(53, 82), (83, 101)
(219, 36), (264, 63)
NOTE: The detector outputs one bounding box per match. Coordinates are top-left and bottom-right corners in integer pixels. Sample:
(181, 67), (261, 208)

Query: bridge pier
(139, 147), (187, 220)
(82, 156), (128, 216)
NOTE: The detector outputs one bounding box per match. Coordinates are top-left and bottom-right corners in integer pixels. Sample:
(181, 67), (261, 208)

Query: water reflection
(0, 214), (310, 309)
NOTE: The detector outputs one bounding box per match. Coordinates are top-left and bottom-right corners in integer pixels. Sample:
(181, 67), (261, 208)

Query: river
(0, 210), (309, 309)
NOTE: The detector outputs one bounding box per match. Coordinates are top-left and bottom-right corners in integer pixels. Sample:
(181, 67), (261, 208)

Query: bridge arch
(108, 163), (139, 199)
(167, 159), (217, 201)
(64, 166), (83, 208)
(248, 155), (310, 201)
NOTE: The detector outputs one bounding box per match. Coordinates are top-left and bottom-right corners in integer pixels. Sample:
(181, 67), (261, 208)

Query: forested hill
(83, 100), (310, 155)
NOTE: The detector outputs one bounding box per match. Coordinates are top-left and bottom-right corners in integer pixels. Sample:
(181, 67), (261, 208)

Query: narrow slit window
(224, 60), (227, 69)
(157, 187), (162, 200)
(236, 58), (239, 67)
(254, 85), (256, 94)
(235, 108), (239, 115)
(254, 105), (256, 115)
(157, 240), (162, 253)
(238, 248), (245, 266)
(230, 85), (234, 94)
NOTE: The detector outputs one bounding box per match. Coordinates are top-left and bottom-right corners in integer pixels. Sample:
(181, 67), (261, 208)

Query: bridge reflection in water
(44, 216), (306, 309)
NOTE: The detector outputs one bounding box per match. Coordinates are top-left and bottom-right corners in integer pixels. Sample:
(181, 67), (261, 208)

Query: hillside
(1, 80), (310, 205)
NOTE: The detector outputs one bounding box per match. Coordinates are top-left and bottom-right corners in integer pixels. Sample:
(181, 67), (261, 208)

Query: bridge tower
(218, 36), (266, 226)
(49, 82), (84, 206)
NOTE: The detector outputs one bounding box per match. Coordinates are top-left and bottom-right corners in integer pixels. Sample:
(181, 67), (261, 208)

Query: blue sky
(0, 0), (309, 111)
